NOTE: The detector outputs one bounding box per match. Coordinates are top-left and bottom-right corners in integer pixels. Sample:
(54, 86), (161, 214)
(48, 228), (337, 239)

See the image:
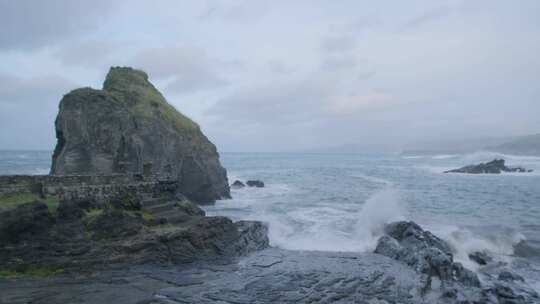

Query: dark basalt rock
(499, 271), (525, 282)
(231, 180), (245, 188)
(0, 201), (54, 244)
(375, 221), (480, 288)
(375, 221), (540, 303)
(246, 180), (265, 188)
(444, 159), (532, 174)
(469, 250), (493, 265)
(0, 198), (269, 272)
(50, 67), (230, 204)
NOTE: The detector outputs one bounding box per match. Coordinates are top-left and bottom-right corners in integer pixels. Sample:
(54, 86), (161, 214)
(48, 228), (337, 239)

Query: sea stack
(50, 67), (230, 203)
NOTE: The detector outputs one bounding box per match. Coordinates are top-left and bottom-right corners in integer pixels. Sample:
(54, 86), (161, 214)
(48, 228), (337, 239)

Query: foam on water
(425, 224), (525, 270)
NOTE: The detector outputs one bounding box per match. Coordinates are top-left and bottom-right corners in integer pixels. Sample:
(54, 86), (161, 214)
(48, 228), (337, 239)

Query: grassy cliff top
(104, 67), (200, 132)
(61, 67), (200, 133)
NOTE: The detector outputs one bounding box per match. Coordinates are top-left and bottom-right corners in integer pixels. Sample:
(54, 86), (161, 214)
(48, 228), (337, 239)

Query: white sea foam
(353, 189), (405, 251)
(431, 154), (459, 160)
(351, 173), (393, 186)
(262, 188), (405, 252)
(426, 224), (525, 270)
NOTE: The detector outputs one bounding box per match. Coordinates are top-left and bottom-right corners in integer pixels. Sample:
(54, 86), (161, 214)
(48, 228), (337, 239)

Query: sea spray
(264, 188), (406, 252)
(426, 224), (526, 270)
(354, 188), (405, 251)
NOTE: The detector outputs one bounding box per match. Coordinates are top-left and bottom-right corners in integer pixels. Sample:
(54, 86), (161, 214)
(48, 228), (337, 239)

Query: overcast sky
(1, 0), (539, 152)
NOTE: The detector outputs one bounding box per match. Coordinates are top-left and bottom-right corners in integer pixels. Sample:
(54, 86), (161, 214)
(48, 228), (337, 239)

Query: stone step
(144, 202), (177, 214)
(162, 213), (194, 224)
(141, 197), (169, 208)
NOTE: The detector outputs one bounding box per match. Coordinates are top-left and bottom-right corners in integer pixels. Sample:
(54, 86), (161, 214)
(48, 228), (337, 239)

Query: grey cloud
(402, 6), (453, 29)
(0, 74), (73, 105)
(0, 0), (115, 50)
(54, 41), (125, 69)
(206, 79), (330, 126)
(0, 73), (74, 149)
(131, 47), (230, 93)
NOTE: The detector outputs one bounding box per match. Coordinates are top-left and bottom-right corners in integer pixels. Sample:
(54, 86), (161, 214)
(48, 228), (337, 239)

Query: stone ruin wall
(0, 173), (178, 202)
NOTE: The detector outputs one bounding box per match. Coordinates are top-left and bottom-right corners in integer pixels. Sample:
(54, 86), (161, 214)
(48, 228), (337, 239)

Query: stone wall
(0, 174), (178, 201)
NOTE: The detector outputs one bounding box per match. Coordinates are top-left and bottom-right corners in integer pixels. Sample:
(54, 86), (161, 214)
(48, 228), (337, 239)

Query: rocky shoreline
(1, 67), (538, 303)
(1, 208), (538, 303)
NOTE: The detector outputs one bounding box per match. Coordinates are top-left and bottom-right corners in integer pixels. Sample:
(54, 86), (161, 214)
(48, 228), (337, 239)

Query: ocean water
(1, 150), (540, 290)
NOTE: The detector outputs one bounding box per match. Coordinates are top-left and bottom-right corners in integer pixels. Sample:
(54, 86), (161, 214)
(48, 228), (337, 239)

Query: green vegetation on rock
(0, 267), (64, 278)
(0, 193), (60, 212)
(103, 67), (200, 132)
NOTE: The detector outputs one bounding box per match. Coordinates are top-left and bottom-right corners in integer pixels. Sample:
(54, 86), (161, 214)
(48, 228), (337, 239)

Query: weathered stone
(444, 159), (532, 174)
(469, 250), (493, 265)
(376, 221), (480, 288)
(231, 180), (245, 188)
(0, 201), (54, 244)
(499, 271), (525, 282)
(246, 180), (265, 188)
(50, 67), (230, 203)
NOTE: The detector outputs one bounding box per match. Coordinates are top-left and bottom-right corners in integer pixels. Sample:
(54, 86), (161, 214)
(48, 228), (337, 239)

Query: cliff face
(50, 67), (230, 203)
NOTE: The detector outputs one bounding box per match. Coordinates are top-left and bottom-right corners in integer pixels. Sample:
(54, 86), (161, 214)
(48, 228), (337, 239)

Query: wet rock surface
(444, 159), (532, 174)
(375, 221), (539, 303)
(2, 247), (538, 304)
(246, 180), (265, 188)
(0, 198), (269, 272)
(1, 209), (538, 303)
(231, 180), (245, 188)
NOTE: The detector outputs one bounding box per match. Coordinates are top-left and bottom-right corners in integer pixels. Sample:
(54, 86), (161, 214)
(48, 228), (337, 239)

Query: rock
(50, 67), (230, 204)
(246, 180), (265, 188)
(444, 159), (532, 174)
(452, 262), (481, 287)
(85, 209), (144, 240)
(234, 221), (269, 254)
(0, 201), (54, 244)
(174, 200), (205, 217)
(499, 271), (525, 282)
(469, 251), (493, 265)
(375, 221), (481, 289)
(231, 180), (245, 188)
(0, 196), (269, 272)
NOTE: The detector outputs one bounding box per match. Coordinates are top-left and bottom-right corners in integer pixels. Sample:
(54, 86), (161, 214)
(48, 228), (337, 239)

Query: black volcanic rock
(0, 199), (269, 272)
(375, 221), (480, 288)
(231, 180), (245, 188)
(469, 251), (493, 265)
(246, 180), (265, 188)
(444, 159), (532, 174)
(50, 67), (230, 203)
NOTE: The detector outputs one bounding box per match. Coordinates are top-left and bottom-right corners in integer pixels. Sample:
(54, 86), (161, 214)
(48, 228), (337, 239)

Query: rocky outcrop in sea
(50, 67), (230, 204)
(444, 159), (532, 174)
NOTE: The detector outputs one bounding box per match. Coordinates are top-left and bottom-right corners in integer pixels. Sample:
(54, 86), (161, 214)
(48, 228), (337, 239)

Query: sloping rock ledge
(1, 203), (538, 303)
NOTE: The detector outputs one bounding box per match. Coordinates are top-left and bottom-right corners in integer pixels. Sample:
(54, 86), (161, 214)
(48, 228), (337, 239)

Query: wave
(351, 173), (393, 186)
(261, 188), (405, 252)
(426, 224), (525, 270)
(431, 154), (459, 160)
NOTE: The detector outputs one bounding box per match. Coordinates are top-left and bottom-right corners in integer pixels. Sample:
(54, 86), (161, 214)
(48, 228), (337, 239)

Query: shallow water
(2, 150), (540, 290)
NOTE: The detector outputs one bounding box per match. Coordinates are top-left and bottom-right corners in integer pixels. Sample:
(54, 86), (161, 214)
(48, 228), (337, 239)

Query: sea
(1, 150), (540, 291)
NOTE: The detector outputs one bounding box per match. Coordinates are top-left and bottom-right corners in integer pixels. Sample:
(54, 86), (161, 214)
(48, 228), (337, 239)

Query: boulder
(50, 67), (230, 204)
(375, 221), (481, 288)
(0, 201), (54, 244)
(499, 271), (525, 282)
(469, 251), (493, 265)
(231, 180), (245, 188)
(246, 180), (265, 188)
(444, 159), (532, 174)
